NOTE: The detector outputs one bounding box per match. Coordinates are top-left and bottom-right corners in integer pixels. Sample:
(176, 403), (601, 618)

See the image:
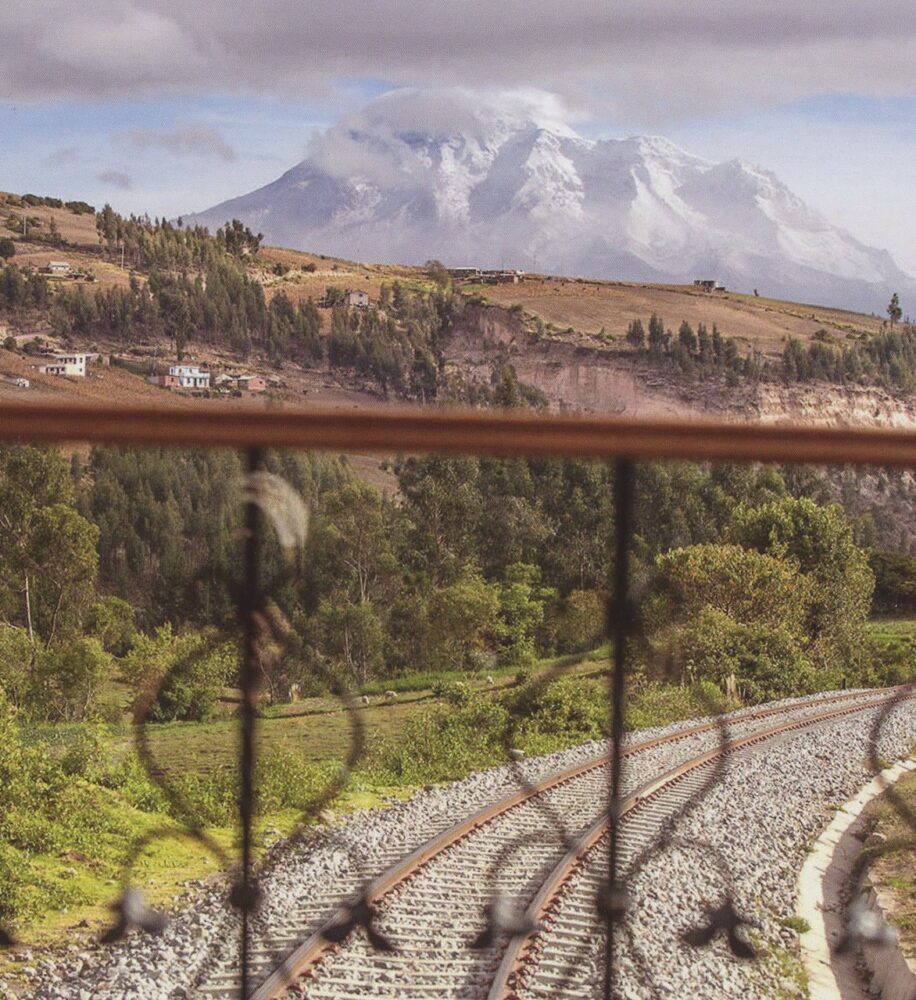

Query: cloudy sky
(2, 0), (915, 270)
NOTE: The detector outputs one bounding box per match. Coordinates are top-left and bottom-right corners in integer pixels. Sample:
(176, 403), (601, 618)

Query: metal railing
(1, 398), (915, 999)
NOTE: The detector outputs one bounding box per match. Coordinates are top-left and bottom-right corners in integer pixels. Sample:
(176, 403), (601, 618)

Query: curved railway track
(193, 687), (913, 1000)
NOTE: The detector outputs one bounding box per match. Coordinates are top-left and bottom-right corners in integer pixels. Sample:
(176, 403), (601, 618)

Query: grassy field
(106, 650), (610, 778)
(866, 617), (916, 644)
(865, 766), (916, 958)
(4, 648), (735, 958)
(482, 277), (885, 362)
(866, 618), (916, 676)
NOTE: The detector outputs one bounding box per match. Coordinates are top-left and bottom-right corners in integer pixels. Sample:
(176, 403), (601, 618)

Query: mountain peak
(185, 88), (915, 312)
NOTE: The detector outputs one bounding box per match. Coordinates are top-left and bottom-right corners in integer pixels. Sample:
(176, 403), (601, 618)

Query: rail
(2, 399), (916, 464)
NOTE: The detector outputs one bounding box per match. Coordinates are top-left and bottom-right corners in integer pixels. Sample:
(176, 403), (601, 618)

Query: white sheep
(360, 694), (370, 705)
(384, 690), (397, 700)
(485, 675), (495, 686)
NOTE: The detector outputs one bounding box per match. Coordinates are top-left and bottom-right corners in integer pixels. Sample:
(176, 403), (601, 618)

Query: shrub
(553, 590), (605, 654)
(626, 679), (730, 731)
(376, 695), (509, 783)
(60, 722), (110, 779)
(32, 637), (112, 722)
(124, 625), (237, 722)
(508, 675), (605, 744)
(0, 843), (78, 925)
(0, 624), (35, 709)
(430, 679), (474, 707)
(256, 746), (334, 813)
(674, 606), (816, 702)
(97, 750), (165, 813)
(171, 769), (236, 826)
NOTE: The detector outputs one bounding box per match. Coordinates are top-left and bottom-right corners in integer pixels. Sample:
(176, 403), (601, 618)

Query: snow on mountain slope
(185, 89), (916, 313)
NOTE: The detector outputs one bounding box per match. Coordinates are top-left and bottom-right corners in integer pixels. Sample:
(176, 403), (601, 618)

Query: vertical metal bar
(239, 447), (263, 998)
(603, 458), (634, 1000)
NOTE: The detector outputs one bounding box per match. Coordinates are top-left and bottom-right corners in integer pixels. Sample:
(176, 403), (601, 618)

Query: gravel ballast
(15, 688), (916, 1000)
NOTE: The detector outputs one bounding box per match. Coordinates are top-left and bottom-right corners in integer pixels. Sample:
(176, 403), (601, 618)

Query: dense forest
(2, 438), (913, 733)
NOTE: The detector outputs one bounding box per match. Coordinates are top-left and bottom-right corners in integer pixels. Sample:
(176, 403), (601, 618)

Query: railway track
(193, 688), (913, 1000)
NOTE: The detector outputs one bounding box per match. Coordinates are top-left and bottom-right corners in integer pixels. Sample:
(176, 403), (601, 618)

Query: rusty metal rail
(485, 689), (916, 1000)
(245, 688), (908, 999)
(2, 399), (916, 465)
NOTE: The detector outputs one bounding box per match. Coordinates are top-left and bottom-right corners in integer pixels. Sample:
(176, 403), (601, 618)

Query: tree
(887, 292), (902, 326)
(315, 598), (385, 687)
(395, 455), (481, 583)
(646, 543), (811, 641)
(32, 637), (112, 721)
(424, 570), (499, 671)
(0, 238), (15, 260)
(869, 548), (916, 615)
(216, 218), (262, 257)
(425, 260), (450, 287)
(495, 563), (553, 667)
(553, 590), (605, 654)
(625, 318), (645, 348)
(678, 320), (697, 354)
(87, 596), (136, 656)
(312, 481), (398, 604)
(675, 606), (814, 701)
(728, 497), (874, 672)
(0, 446), (98, 646)
(647, 313), (667, 356)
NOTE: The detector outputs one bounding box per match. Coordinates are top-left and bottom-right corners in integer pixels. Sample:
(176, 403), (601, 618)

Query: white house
(40, 352), (88, 377)
(345, 289), (371, 308)
(169, 364), (210, 389)
(45, 261), (72, 275)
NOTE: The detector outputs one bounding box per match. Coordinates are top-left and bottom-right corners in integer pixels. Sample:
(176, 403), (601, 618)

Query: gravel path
(12, 688), (914, 1000)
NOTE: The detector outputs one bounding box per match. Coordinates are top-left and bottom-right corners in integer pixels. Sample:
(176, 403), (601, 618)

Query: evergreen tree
(625, 318), (646, 348)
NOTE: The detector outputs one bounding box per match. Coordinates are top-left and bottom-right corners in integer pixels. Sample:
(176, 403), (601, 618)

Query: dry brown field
(483, 278), (885, 360)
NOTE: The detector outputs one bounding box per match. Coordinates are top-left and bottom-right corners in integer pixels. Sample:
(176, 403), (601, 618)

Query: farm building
(693, 279), (726, 292)
(345, 289), (371, 308)
(169, 364), (210, 389)
(446, 267), (482, 279)
(148, 373), (182, 389)
(481, 269), (524, 284)
(42, 260), (72, 276)
(39, 352), (88, 377)
(236, 375), (267, 392)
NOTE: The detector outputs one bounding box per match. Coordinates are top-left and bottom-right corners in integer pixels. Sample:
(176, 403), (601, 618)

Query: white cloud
(2, 1), (915, 121)
(308, 87), (577, 189)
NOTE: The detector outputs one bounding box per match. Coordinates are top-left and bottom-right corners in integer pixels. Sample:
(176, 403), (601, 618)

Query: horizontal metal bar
(1, 400), (915, 465)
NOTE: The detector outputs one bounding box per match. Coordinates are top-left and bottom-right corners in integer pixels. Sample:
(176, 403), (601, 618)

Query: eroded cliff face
(446, 304), (916, 429)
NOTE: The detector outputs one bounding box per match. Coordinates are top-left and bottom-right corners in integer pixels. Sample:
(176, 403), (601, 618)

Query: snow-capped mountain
(186, 89), (915, 313)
